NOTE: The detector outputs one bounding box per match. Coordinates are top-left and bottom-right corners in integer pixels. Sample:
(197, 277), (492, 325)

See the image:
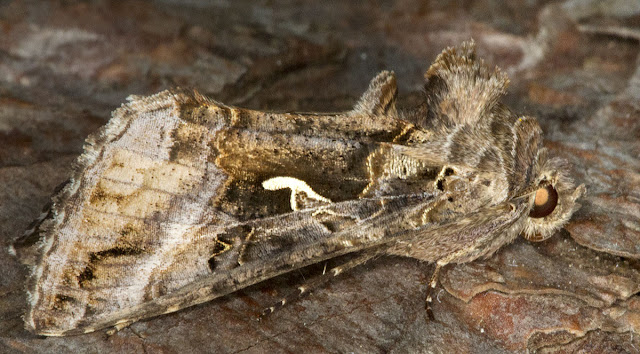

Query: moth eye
(529, 184), (558, 218)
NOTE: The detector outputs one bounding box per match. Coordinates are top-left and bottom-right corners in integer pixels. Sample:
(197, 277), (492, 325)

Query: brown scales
(12, 41), (584, 336)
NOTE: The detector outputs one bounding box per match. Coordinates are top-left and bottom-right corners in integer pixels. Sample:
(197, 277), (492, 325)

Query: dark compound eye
(529, 184), (558, 218)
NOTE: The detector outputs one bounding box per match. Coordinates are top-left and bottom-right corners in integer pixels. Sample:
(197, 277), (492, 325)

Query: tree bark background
(0, 0), (639, 353)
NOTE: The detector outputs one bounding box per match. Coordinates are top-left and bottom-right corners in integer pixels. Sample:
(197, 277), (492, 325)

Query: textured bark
(0, 0), (638, 352)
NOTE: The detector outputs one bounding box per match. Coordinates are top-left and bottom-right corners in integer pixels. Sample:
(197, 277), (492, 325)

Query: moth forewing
(15, 73), (416, 335)
(14, 41), (584, 336)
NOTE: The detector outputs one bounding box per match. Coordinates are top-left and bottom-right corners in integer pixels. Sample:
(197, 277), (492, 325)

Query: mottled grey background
(0, 0), (639, 353)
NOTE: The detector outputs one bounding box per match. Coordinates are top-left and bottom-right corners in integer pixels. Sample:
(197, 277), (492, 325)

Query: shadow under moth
(12, 41), (585, 336)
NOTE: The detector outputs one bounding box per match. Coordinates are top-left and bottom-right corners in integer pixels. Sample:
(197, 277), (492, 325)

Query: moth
(12, 41), (585, 336)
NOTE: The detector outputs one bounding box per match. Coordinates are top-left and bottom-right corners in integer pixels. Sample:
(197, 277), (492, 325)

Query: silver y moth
(12, 41), (585, 336)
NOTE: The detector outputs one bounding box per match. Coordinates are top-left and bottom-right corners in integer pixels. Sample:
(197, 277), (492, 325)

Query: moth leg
(425, 262), (443, 320)
(104, 319), (135, 336)
(260, 250), (381, 319)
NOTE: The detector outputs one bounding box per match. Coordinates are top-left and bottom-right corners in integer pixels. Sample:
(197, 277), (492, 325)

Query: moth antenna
(259, 251), (380, 320)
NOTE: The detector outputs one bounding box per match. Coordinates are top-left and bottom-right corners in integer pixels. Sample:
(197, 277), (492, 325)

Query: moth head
(522, 148), (585, 242)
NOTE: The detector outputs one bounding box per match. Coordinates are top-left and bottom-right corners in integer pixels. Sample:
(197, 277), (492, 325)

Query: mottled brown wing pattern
(13, 41), (584, 336)
(17, 73), (435, 335)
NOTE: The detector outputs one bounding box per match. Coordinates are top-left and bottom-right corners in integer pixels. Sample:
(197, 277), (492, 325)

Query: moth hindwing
(13, 41), (584, 336)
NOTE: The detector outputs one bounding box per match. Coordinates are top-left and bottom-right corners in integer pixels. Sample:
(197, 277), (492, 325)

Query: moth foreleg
(259, 250), (382, 319)
(425, 263), (443, 320)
